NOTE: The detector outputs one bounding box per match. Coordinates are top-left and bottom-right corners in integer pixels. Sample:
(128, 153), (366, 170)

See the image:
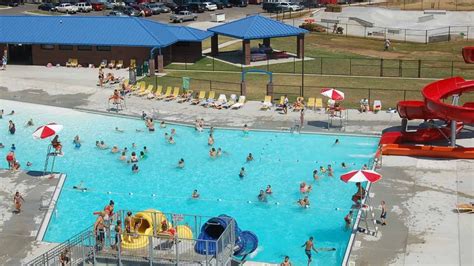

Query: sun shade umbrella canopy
(340, 170), (382, 183)
(32, 123), (63, 139)
(321, 88), (345, 101)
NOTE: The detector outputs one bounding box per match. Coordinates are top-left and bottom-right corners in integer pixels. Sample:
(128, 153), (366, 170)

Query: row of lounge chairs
(127, 81), (246, 109)
(66, 58), (136, 69)
(260, 95), (324, 111)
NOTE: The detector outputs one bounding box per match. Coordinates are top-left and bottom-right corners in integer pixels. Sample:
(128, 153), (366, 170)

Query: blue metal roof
(0, 15), (212, 48)
(207, 15), (308, 40)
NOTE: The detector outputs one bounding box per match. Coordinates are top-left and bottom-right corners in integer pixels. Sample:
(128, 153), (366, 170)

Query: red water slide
(380, 77), (474, 145)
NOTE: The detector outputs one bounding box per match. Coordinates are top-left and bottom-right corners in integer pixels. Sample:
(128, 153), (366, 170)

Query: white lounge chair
(231, 96), (246, 109)
(260, 95), (272, 110)
(222, 94), (237, 109)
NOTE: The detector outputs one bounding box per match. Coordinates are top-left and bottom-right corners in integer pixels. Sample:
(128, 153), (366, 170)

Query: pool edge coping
(36, 173), (67, 242)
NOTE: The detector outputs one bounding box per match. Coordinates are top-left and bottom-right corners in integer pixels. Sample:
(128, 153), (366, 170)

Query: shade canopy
(321, 88), (345, 101)
(32, 123), (63, 139)
(340, 170), (382, 183)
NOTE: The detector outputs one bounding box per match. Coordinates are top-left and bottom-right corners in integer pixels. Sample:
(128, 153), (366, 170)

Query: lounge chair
(156, 87), (172, 100)
(165, 87), (180, 101)
(130, 81), (143, 93)
(148, 85), (163, 99)
(66, 58), (74, 67)
(315, 98), (323, 110)
(201, 91), (216, 107)
(373, 100), (382, 113)
(456, 203), (474, 213)
(260, 95), (272, 110)
(139, 85), (154, 97)
(132, 82), (146, 95)
(130, 59), (137, 69)
(191, 91), (206, 105)
(231, 96), (246, 109)
(222, 94), (237, 109)
(275, 96), (285, 111)
(293, 97), (305, 111)
(100, 60), (107, 68)
(116, 60), (124, 69)
(210, 94), (227, 109)
(307, 97), (315, 110)
(70, 59), (78, 68)
(177, 90), (193, 103)
(108, 60), (116, 69)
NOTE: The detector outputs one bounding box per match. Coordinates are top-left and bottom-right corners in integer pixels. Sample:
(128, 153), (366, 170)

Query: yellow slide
(121, 211), (153, 250)
(176, 225), (193, 239)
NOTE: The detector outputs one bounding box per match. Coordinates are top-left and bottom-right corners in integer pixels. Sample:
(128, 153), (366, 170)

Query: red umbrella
(321, 88), (345, 101)
(32, 123), (63, 139)
(340, 170), (382, 183)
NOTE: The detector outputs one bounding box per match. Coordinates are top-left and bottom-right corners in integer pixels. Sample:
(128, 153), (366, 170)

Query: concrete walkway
(0, 170), (62, 265)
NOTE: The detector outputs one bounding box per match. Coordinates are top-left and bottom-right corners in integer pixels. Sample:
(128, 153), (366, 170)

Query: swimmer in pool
(73, 181), (87, 192)
(300, 182), (307, 193)
(243, 124), (249, 134)
(122, 147), (128, 154)
(25, 119), (34, 127)
(140, 151), (147, 159)
(130, 152), (138, 163)
(362, 164), (368, 170)
(327, 164), (334, 177)
(192, 189), (200, 199)
(246, 153), (254, 162)
(168, 136), (175, 144)
(239, 167), (245, 178)
(0, 143), (4, 149)
(143, 146), (148, 153)
(208, 134), (214, 146)
(209, 127), (214, 134)
(132, 164), (139, 173)
(217, 148), (222, 157)
(334, 139), (339, 145)
(111, 146), (119, 153)
(297, 196), (310, 208)
(95, 141), (100, 148)
(10, 144), (16, 151)
(341, 162), (347, 168)
(132, 143), (137, 149)
(257, 190), (267, 202)
(164, 133), (170, 140)
(306, 185), (312, 193)
(26, 161), (32, 167)
(178, 158), (185, 168)
(9, 110), (14, 115)
(344, 210), (353, 227)
(209, 148), (217, 158)
(265, 185), (272, 194)
(115, 127), (124, 133)
(119, 151), (126, 161)
(160, 121), (166, 128)
(135, 129), (143, 133)
(320, 166), (326, 174)
(313, 170), (319, 180)
(170, 128), (176, 136)
(73, 135), (80, 145)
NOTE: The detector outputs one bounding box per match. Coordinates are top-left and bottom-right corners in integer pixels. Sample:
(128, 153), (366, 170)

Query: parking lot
(0, 3), (265, 25)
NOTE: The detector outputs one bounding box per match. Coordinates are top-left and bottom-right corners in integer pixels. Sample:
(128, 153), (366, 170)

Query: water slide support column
(451, 94), (459, 147)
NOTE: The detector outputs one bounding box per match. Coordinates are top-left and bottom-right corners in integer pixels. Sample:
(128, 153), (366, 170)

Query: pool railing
(26, 210), (236, 266)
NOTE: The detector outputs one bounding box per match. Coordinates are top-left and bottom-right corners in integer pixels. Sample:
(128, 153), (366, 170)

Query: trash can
(143, 61), (149, 75)
(129, 68), (137, 84)
(136, 64), (143, 76)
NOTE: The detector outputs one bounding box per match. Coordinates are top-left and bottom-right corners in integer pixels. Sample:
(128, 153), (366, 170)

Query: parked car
(130, 3), (153, 16)
(188, 2), (205, 13)
(164, 1), (178, 11)
(56, 3), (78, 14)
(202, 1), (217, 11)
(170, 10), (197, 23)
(76, 2), (93, 12)
(90, 2), (104, 11)
(229, 0), (247, 7)
(143, 2), (170, 14)
(114, 5), (141, 16)
(277, 2), (303, 11)
(107, 10), (128, 16)
(210, 0), (225, 9)
(103, 1), (115, 9)
(38, 3), (56, 11)
(262, 2), (282, 12)
(175, 4), (190, 13)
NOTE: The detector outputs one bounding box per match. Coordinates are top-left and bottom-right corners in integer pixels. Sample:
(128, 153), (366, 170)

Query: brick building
(0, 15), (212, 72)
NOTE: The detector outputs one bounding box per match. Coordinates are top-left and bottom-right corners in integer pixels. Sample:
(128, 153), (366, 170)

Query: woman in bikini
(13, 191), (25, 213)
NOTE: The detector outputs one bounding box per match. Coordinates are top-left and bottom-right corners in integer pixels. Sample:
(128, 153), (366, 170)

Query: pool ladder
(43, 144), (58, 177)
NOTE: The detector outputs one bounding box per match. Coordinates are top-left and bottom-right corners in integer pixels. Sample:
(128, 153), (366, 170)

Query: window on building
(40, 44), (54, 50)
(96, 46), (112, 51)
(77, 45), (92, 51)
(59, 45), (73, 50)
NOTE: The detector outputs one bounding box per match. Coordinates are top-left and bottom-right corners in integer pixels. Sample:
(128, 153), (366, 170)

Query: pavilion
(207, 15), (308, 65)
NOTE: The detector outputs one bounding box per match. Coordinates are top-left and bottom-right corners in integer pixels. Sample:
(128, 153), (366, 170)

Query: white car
(202, 2), (217, 11)
(277, 2), (301, 11)
(56, 3), (78, 13)
(75, 2), (93, 12)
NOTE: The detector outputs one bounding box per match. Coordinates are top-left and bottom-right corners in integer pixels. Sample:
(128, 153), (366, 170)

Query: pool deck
(0, 170), (63, 265)
(0, 65), (473, 265)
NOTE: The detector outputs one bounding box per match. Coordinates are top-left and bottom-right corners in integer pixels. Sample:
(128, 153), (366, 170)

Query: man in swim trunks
(257, 190), (267, 202)
(192, 189), (200, 198)
(94, 213), (106, 250)
(301, 236), (317, 265)
(281, 256), (292, 266)
(352, 182), (366, 206)
(124, 211), (133, 242)
(344, 210), (353, 226)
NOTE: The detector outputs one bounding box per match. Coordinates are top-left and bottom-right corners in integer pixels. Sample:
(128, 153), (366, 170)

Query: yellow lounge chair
(139, 84), (154, 97)
(148, 85), (163, 99)
(130, 59), (136, 69)
(165, 87), (180, 101)
(108, 60), (116, 69)
(130, 81), (143, 92)
(132, 82), (146, 95)
(70, 58), (78, 68)
(315, 98), (323, 110)
(456, 203), (474, 213)
(65, 58), (74, 67)
(116, 60), (124, 69)
(260, 95), (272, 110)
(202, 91), (216, 107)
(157, 86), (172, 100)
(177, 90), (193, 103)
(307, 97), (315, 110)
(100, 59), (107, 68)
(191, 91), (206, 105)
(275, 96), (285, 110)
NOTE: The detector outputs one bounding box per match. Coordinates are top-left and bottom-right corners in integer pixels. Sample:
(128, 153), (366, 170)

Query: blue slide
(194, 215), (258, 257)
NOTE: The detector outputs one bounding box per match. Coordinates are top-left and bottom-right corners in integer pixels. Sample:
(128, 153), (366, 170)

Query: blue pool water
(0, 100), (378, 265)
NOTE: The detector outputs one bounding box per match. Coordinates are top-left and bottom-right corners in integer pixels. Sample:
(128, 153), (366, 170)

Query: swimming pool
(0, 100), (378, 265)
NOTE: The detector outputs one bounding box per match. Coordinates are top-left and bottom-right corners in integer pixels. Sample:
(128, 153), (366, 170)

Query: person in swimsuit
(178, 158), (185, 168)
(280, 256), (292, 266)
(313, 170), (319, 180)
(8, 120), (15, 134)
(351, 182), (366, 206)
(327, 164), (334, 177)
(114, 220), (122, 252)
(119, 151), (126, 161)
(168, 136), (175, 144)
(139, 151), (147, 160)
(143, 146), (148, 153)
(217, 148), (222, 157)
(115, 127), (124, 133)
(73, 181), (87, 192)
(380, 200), (387, 226)
(111, 146), (119, 153)
(334, 139), (340, 145)
(209, 148), (217, 158)
(362, 164), (368, 170)
(10, 144), (15, 151)
(341, 162), (347, 168)
(208, 134), (214, 146)
(6, 151), (15, 170)
(283, 95), (289, 114)
(132, 164), (139, 173)
(344, 210), (353, 227)
(130, 152), (138, 163)
(98, 67), (104, 87)
(209, 126), (214, 134)
(59, 248), (70, 266)
(13, 191), (25, 213)
(160, 121), (166, 128)
(0, 143), (4, 149)
(192, 189), (200, 199)
(109, 89), (124, 104)
(8, 110), (14, 115)
(297, 196), (310, 208)
(243, 124), (249, 134)
(257, 190), (267, 202)
(94, 213), (106, 249)
(146, 118), (155, 132)
(265, 185), (272, 194)
(300, 182), (307, 193)
(51, 135), (62, 154)
(170, 128), (176, 136)
(239, 167), (245, 178)
(73, 135), (81, 147)
(124, 211), (133, 242)
(319, 166), (326, 174)
(26, 119), (34, 127)
(302, 237), (318, 265)
(104, 200), (115, 219)
(246, 153), (254, 162)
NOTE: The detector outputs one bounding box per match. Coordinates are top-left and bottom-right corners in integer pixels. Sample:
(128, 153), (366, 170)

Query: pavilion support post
(242, 39), (251, 65)
(297, 34), (305, 59)
(211, 35), (219, 56)
(148, 59), (155, 76)
(156, 55), (164, 73)
(241, 80), (247, 96)
(266, 81), (273, 98)
(263, 38), (271, 47)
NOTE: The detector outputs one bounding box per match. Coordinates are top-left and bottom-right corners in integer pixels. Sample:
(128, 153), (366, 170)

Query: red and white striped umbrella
(32, 123), (63, 139)
(340, 170), (382, 183)
(321, 88), (345, 101)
